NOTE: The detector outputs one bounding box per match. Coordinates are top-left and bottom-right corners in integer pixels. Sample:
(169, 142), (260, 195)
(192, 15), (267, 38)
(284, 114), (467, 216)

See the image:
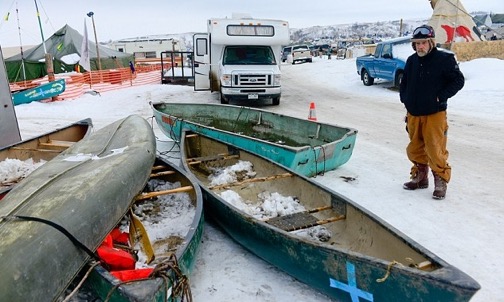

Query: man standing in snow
(399, 25), (465, 200)
(129, 61), (136, 74)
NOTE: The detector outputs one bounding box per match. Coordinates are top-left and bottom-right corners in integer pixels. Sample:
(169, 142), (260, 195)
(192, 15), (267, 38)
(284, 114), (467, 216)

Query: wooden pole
(87, 12), (102, 71)
(135, 186), (194, 201)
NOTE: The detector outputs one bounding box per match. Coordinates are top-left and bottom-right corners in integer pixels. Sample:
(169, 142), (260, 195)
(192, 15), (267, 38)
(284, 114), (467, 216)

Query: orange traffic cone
(308, 102), (317, 121)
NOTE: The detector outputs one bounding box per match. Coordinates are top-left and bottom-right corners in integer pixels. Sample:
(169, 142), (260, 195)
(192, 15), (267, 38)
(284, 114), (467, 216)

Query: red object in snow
(97, 245), (136, 271)
(111, 268), (154, 282)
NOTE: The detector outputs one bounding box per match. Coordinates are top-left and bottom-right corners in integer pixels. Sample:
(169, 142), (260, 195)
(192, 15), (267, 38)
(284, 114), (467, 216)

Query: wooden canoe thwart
(150, 170), (176, 177)
(180, 129), (481, 302)
(81, 156), (204, 302)
(186, 153), (240, 165)
(208, 172), (293, 190)
(152, 102), (358, 177)
(0, 115), (156, 302)
(135, 185), (194, 201)
(0, 118), (93, 199)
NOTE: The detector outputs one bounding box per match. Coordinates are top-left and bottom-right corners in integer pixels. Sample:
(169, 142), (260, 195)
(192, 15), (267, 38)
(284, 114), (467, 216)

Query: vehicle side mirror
(382, 53), (392, 59)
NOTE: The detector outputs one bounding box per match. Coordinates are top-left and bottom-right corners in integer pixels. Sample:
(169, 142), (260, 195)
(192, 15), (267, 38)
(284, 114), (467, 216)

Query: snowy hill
(156, 19), (429, 49)
(289, 19), (429, 44)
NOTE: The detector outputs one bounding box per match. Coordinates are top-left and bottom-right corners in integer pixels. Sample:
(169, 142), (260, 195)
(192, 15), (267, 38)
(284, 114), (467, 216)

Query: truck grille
(233, 74), (271, 87)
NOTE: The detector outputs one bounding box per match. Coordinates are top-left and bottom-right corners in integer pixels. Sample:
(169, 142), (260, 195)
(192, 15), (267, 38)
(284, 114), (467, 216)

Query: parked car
(356, 36), (412, 87)
(281, 46), (292, 62)
(282, 45), (313, 64)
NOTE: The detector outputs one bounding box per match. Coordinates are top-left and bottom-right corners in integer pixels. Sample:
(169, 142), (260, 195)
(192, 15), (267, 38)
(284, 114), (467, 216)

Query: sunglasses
(413, 27), (434, 37)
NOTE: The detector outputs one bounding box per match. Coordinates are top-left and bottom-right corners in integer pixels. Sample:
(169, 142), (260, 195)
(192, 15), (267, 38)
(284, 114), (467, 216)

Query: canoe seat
(266, 211), (345, 232)
(38, 140), (75, 149)
(267, 212), (319, 231)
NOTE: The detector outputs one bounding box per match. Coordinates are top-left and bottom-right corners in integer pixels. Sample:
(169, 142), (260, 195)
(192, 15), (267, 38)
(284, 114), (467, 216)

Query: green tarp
(5, 24), (133, 82)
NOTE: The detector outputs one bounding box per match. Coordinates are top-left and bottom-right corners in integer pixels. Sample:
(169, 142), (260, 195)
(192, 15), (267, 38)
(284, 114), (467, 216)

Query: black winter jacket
(399, 47), (464, 116)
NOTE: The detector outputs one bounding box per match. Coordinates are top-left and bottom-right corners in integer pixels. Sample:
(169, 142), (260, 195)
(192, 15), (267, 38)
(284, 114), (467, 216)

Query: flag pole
(14, 3), (27, 82)
(33, 0), (55, 83)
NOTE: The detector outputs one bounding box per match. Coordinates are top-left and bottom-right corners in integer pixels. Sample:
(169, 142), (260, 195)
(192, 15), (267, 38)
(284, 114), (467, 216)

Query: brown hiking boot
(403, 164), (429, 190)
(432, 173), (447, 200)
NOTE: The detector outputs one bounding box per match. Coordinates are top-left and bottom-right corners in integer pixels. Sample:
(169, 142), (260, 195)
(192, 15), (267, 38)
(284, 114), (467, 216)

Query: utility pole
(87, 12), (102, 70)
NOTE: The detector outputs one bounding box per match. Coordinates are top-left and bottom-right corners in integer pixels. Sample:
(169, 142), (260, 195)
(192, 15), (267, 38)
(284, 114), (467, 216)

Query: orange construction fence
(9, 63), (164, 101)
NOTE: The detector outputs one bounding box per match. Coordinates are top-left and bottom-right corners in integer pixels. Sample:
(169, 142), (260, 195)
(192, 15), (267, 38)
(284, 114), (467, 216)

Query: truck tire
(272, 97), (280, 105)
(362, 70), (374, 86)
(220, 91), (229, 104)
(394, 71), (403, 88)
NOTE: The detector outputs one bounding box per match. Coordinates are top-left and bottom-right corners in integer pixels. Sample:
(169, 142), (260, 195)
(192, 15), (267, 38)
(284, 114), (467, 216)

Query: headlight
(221, 74), (232, 86)
(273, 74), (281, 86)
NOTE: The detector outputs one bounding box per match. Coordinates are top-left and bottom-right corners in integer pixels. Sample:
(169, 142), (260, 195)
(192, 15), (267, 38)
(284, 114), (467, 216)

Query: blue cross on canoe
(330, 261), (374, 302)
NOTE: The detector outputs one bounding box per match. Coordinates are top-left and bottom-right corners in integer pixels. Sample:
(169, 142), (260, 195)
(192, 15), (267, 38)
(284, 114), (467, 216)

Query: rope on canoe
(376, 260), (402, 283)
(153, 114), (183, 159)
(62, 261), (101, 302)
(103, 253), (193, 302)
(150, 253), (193, 302)
(1, 215), (100, 261)
(311, 144), (327, 177)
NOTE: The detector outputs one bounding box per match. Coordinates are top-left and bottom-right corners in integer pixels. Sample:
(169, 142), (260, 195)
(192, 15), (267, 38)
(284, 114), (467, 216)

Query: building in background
(106, 35), (188, 60)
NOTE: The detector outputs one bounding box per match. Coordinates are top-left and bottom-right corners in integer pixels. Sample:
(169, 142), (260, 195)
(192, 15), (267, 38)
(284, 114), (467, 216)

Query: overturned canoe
(152, 102), (357, 177)
(0, 118), (93, 199)
(180, 130), (480, 301)
(12, 78), (66, 106)
(0, 115), (156, 302)
(82, 156), (204, 302)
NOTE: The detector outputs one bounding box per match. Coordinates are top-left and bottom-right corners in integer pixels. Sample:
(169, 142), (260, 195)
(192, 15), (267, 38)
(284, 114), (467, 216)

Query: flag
(79, 19), (91, 71)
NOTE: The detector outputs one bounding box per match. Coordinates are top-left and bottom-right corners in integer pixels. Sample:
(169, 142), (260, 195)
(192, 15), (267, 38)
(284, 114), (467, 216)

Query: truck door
(376, 43), (395, 79)
(193, 33), (210, 91)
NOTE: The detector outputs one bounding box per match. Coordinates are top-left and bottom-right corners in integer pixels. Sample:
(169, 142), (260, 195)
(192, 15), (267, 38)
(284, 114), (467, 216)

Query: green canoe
(82, 156), (204, 302)
(12, 78), (66, 106)
(0, 118), (93, 200)
(0, 115), (156, 302)
(180, 130), (480, 302)
(152, 102), (357, 177)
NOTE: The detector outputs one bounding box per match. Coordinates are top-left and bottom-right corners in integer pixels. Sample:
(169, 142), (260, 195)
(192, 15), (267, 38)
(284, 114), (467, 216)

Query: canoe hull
(84, 156), (205, 302)
(0, 118), (93, 199)
(0, 115), (156, 302)
(181, 130), (480, 302)
(12, 78), (66, 105)
(203, 189), (477, 301)
(152, 102), (357, 177)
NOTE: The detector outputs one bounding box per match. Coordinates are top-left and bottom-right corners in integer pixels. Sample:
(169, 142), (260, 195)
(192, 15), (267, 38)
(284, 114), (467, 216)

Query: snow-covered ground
(9, 55), (504, 301)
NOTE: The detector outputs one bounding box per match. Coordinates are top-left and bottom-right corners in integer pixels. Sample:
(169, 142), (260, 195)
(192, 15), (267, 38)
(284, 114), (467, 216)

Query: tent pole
(15, 4), (26, 82)
(34, 0), (55, 85)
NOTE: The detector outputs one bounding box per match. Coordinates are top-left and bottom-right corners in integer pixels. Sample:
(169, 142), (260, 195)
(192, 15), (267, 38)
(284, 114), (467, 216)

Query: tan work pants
(406, 111), (451, 182)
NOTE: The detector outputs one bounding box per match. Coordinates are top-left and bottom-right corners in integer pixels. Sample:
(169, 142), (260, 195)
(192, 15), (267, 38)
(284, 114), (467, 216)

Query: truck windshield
(223, 46), (276, 65)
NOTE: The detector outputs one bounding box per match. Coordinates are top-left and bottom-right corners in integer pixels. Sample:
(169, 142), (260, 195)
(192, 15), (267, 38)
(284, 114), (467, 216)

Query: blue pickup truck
(356, 36), (412, 88)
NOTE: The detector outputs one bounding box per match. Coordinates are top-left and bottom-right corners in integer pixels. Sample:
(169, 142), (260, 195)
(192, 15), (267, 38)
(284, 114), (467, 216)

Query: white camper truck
(193, 15), (290, 105)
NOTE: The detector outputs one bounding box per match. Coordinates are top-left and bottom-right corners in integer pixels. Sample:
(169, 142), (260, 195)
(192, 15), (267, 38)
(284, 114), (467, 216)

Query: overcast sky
(0, 0), (502, 48)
